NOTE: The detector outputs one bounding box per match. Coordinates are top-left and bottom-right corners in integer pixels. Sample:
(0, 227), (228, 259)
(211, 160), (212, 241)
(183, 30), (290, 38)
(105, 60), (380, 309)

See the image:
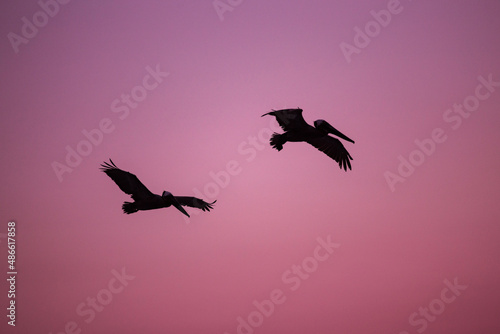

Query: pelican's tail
(270, 133), (285, 151)
(122, 202), (138, 214)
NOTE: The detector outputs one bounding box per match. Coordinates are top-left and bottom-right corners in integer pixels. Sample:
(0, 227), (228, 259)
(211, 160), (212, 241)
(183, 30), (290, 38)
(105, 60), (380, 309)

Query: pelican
(262, 108), (355, 170)
(100, 159), (215, 217)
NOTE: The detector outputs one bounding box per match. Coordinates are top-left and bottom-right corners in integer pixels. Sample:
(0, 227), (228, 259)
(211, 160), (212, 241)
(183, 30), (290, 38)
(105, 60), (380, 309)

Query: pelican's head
(162, 191), (190, 217)
(314, 119), (355, 143)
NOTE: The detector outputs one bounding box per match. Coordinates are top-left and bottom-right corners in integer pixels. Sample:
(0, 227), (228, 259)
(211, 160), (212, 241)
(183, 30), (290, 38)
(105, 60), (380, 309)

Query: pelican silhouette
(100, 159), (215, 217)
(262, 108), (355, 170)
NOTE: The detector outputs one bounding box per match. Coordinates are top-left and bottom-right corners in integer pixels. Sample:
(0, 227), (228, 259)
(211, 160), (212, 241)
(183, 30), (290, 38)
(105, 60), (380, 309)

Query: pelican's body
(277, 123), (323, 142)
(127, 192), (177, 212)
(100, 160), (215, 217)
(262, 108), (355, 170)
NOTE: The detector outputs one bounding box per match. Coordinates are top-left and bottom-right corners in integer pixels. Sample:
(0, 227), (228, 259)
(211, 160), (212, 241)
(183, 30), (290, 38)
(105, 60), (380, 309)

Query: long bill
(163, 191), (190, 217)
(330, 126), (355, 143)
(172, 198), (190, 217)
(315, 120), (355, 143)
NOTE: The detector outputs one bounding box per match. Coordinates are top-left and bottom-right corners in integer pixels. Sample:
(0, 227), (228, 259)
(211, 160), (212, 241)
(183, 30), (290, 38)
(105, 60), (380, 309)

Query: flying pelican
(262, 108), (355, 171)
(100, 159), (215, 217)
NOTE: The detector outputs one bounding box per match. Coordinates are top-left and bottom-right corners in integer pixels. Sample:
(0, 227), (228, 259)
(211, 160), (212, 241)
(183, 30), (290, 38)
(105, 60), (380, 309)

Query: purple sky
(1, 1), (500, 333)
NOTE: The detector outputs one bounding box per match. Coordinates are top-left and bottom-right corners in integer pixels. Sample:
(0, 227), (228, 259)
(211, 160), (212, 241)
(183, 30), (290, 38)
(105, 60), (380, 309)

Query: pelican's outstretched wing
(174, 197), (216, 212)
(100, 159), (154, 201)
(261, 108), (308, 131)
(306, 137), (353, 171)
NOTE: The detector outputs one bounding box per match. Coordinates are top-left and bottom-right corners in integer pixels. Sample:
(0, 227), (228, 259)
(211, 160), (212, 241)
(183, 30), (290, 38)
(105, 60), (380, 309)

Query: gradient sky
(1, 1), (500, 333)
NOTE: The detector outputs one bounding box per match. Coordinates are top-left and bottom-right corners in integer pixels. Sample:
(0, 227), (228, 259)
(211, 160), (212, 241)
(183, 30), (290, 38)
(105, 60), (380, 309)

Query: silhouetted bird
(100, 159), (215, 217)
(262, 108), (355, 171)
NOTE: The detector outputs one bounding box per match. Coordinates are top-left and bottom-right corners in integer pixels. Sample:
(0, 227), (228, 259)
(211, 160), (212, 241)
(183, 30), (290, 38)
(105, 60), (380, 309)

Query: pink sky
(1, 1), (500, 333)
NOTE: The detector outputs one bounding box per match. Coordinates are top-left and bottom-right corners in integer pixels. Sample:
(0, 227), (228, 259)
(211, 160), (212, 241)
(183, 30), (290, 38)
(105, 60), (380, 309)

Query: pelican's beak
(329, 126), (355, 144)
(172, 198), (190, 217)
(163, 191), (190, 217)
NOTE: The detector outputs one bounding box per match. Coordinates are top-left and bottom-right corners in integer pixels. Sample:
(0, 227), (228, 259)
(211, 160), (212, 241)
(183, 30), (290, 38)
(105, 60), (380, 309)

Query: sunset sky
(1, 1), (500, 333)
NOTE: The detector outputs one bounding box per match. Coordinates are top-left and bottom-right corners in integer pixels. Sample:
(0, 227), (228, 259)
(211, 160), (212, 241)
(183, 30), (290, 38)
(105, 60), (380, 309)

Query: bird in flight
(100, 159), (215, 217)
(262, 108), (355, 171)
